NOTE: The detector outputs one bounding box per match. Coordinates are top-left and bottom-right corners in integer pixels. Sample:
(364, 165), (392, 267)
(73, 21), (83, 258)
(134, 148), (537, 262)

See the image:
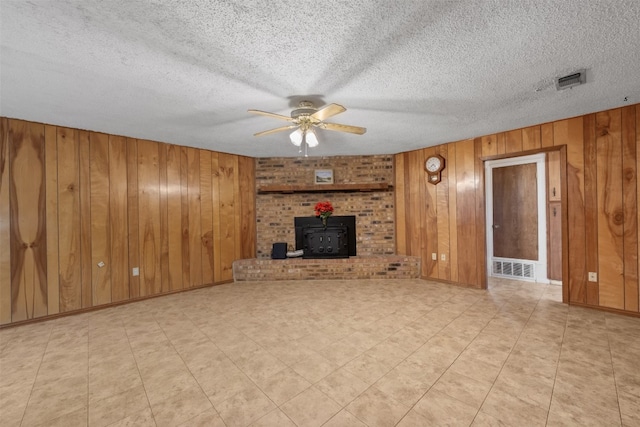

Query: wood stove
(294, 216), (356, 259)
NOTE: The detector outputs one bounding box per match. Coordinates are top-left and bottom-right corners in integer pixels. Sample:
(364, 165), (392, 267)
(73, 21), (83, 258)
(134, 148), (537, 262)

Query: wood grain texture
(8, 120), (48, 321)
(548, 201), (563, 280)
(238, 156), (256, 260)
(447, 143), (459, 283)
(407, 149), (424, 259)
(583, 115), (598, 305)
(158, 143), (169, 293)
(79, 131), (92, 308)
(492, 164), (538, 260)
(218, 153), (237, 281)
(90, 132), (111, 306)
(44, 125), (59, 316)
(0, 118), (11, 324)
(505, 129), (523, 154)
(180, 146), (190, 287)
(481, 135), (498, 158)
(474, 138), (486, 288)
(423, 148), (438, 278)
(548, 150), (561, 201)
(495, 133), (506, 155)
(541, 123), (554, 148)
(556, 118), (587, 304)
(637, 105), (640, 311)
(126, 138), (140, 298)
(522, 126), (541, 151)
(233, 156), (242, 262)
(622, 106), (638, 312)
(187, 148), (202, 287)
(109, 136), (129, 302)
(137, 139), (161, 296)
(211, 152), (221, 282)
(436, 145), (450, 280)
(57, 127), (82, 312)
(394, 154), (407, 255)
(166, 144), (183, 291)
(200, 150), (214, 284)
(455, 139), (477, 285)
(596, 110), (624, 309)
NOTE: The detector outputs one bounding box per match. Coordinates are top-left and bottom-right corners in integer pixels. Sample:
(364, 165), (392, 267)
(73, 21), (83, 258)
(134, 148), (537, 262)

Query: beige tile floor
(1, 278), (639, 426)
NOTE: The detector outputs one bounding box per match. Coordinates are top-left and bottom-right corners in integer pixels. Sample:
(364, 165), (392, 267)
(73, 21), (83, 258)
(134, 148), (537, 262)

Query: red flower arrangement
(314, 201), (334, 227)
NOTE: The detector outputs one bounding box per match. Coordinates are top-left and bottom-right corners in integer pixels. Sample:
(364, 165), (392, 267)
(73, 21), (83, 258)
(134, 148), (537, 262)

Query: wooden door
(492, 163), (538, 260)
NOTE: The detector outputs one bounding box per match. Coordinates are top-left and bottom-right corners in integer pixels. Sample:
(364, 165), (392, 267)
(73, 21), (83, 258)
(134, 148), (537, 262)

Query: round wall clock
(425, 154), (445, 184)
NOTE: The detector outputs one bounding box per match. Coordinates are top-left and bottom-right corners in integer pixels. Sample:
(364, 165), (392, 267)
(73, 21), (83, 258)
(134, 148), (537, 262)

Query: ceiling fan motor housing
(291, 101), (317, 118)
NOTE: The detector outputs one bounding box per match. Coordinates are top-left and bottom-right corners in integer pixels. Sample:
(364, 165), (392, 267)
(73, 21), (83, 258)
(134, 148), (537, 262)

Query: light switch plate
(588, 272), (597, 282)
(132, 267), (140, 277)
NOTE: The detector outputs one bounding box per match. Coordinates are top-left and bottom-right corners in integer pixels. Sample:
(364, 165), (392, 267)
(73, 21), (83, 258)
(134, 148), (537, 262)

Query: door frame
(485, 153), (548, 283)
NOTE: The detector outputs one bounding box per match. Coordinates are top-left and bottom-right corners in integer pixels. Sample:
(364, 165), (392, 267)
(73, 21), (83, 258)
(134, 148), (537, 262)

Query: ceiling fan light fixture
(306, 129), (319, 147)
(289, 128), (303, 146)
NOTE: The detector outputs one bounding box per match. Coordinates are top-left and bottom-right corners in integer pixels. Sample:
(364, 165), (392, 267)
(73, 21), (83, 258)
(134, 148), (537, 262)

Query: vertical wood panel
(496, 133), (506, 155)
(109, 136), (129, 302)
(200, 150), (214, 284)
(475, 138), (487, 288)
(137, 139), (161, 296)
(166, 144), (183, 291)
(522, 126), (541, 151)
(79, 131), (92, 308)
(211, 153), (221, 282)
(455, 139), (477, 285)
(180, 147), (190, 287)
(158, 143), (169, 293)
(436, 145), (450, 280)
(187, 148), (202, 287)
(548, 202), (563, 280)
(481, 135), (498, 157)
(394, 154), (407, 255)
(57, 127), (82, 312)
(218, 153), (237, 281)
(127, 138), (140, 298)
(637, 105), (640, 311)
(8, 120), (48, 321)
(622, 106), (638, 312)
(233, 156), (242, 262)
(447, 143), (459, 283)
(407, 150), (424, 258)
(596, 110), (624, 309)
(556, 118), (587, 303)
(583, 115), (599, 305)
(541, 123), (554, 148)
(90, 133), (111, 306)
(0, 119), (11, 324)
(505, 129), (523, 154)
(423, 148), (438, 278)
(238, 156), (256, 260)
(44, 125), (59, 316)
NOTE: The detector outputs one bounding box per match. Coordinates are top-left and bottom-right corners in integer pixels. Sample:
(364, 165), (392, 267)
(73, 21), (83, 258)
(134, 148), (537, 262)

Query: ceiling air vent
(556, 69), (586, 90)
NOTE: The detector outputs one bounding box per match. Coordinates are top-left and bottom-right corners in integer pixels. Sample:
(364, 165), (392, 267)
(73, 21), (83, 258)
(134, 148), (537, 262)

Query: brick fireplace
(254, 155), (396, 258)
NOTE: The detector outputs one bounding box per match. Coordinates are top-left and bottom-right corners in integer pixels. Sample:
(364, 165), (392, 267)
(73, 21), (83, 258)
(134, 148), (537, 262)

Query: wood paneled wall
(0, 117), (255, 325)
(395, 103), (639, 315)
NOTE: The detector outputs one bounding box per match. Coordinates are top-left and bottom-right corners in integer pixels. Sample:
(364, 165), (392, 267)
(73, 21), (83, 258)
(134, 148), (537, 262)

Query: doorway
(485, 153), (548, 283)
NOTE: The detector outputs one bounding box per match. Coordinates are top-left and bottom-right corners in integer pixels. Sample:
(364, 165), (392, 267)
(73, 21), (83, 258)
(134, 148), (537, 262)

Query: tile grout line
(544, 290), (570, 426)
(604, 313), (625, 427)
(18, 323), (54, 427)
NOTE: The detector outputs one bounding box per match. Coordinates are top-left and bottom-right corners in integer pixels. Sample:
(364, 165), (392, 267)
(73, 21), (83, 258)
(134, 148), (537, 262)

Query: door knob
(492, 224), (500, 229)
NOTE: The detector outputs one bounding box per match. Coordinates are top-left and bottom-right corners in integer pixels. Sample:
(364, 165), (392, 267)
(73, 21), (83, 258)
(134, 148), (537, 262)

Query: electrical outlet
(588, 272), (597, 282)
(441, 254), (446, 261)
(431, 253), (437, 260)
(132, 267), (140, 277)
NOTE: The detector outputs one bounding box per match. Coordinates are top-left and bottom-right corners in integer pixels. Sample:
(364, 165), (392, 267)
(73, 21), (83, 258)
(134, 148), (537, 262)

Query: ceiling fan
(248, 101), (366, 153)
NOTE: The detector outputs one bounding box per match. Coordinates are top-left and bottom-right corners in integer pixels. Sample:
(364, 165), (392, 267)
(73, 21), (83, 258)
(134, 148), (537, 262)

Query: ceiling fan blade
(254, 125), (298, 137)
(311, 103), (346, 121)
(248, 109), (294, 122)
(319, 122), (367, 135)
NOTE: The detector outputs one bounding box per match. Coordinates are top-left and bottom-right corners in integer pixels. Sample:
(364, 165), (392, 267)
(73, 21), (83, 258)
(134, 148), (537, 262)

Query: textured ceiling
(1, 1), (639, 158)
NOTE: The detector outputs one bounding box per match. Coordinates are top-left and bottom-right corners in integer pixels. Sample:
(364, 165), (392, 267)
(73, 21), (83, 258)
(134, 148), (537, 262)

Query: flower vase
(321, 216), (327, 229)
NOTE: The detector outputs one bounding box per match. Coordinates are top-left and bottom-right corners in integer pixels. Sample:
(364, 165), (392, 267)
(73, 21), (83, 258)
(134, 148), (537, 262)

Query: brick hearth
(233, 255), (421, 281)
